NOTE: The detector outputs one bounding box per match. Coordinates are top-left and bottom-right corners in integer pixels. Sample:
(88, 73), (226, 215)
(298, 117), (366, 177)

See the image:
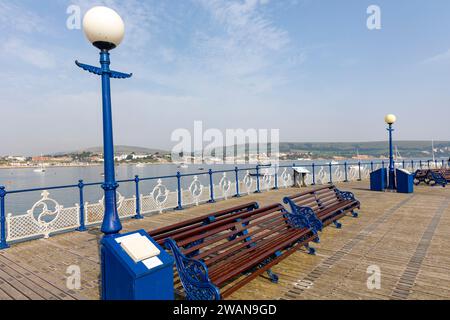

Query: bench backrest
(167, 203), (304, 267)
(285, 185), (343, 213)
(148, 202), (258, 246)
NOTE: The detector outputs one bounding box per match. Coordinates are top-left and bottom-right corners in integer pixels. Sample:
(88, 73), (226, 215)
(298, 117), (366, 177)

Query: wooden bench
(283, 185), (360, 230)
(152, 203), (318, 300)
(413, 170), (447, 187)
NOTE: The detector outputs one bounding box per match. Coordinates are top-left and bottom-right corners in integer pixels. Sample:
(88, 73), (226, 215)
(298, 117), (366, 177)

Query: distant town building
(32, 156), (51, 162)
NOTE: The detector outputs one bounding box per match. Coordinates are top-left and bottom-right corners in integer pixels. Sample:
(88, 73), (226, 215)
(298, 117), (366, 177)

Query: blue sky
(1, 0), (450, 155)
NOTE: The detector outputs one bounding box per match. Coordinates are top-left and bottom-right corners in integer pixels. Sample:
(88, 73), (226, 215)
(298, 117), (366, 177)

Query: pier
(0, 180), (449, 300)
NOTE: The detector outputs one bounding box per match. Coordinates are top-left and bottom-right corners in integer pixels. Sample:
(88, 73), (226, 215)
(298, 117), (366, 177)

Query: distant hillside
(278, 141), (450, 158)
(52, 141), (450, 159)
(210, 141), (450, 159)
(54, 145), (169, 156)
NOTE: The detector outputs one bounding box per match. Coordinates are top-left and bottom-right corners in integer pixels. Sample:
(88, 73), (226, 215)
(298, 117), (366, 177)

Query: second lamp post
(385, 114), (397, 190)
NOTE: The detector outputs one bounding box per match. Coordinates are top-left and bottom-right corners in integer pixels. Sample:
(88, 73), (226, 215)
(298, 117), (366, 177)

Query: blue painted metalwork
(413, 169), (447, 187)
(77, 180), (87, 232)
(76, 50), (131, 236)
(102, 230), (174, 300)
(234, 167), (241, 197)
(283, 198), (323, 234)
(208, 169), (215, 203)
(134, 175), (143, 219)
(358, 162), (362, 181)
(312, 163), (316, 185)
(335, 188), (361, 217)
(336, 189), (358, 202)
(266, 269), (279, 283)
(255, 165), (261, 193)
(164, 238), (221, 300)
(429, 171), (447, 187)
(387, 123), (396, 190)
(333, 220), (342, 229)
(0, 158), (436, 250)
(344, 162), (349, 182)
(396, 169), (414, 193)
(371, 161), (374, 172)
(329, 163), (333, 184)
(0, 186), (9, 249)
(175, 172), (183, 210)
(274, 166), (279, 190)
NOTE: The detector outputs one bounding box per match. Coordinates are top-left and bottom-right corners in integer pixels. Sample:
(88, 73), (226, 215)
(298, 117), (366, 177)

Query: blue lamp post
(385, 114), (397, 190)
(76, 6), (132, 236)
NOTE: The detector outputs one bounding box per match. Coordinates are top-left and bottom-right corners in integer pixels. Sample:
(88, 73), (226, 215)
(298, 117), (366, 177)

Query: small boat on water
(33, 164), (46, 173)
(136, 163), (146, 168)
(327, 161), (339, 165)
(178, 164), (189, 169)
(34, 154), (47, 173)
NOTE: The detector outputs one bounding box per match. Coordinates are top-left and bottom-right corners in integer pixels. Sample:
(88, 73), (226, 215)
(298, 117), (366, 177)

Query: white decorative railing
(7, 191), (80, 242)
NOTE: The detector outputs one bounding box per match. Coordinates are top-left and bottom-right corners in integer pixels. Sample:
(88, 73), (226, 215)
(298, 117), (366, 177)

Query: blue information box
(396, 169), (414, 194)
(370, 168), (387, 191)
(101, 229), (174, 300)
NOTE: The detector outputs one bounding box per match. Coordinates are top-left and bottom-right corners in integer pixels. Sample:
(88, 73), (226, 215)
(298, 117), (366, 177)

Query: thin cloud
(0, 1), (47, 34)
(2, 39), (56, 69)
(423, 49), (450, 64)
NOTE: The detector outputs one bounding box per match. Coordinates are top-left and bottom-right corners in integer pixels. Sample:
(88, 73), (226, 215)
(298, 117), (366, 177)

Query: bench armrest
(283, 198), (323, 233)
(429, 171), (447, 186)
(164, 239), (221, 300)
(335, 188), (361, 208)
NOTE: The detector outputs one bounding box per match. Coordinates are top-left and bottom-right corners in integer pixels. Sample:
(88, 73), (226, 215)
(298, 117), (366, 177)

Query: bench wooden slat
(149, 202), (259, 244)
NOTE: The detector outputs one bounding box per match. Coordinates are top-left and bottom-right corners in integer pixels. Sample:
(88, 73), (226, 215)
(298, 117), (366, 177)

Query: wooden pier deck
(1, 181), (449, 300)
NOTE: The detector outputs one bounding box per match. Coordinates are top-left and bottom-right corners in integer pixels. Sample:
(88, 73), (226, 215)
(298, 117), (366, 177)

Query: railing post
(411, 160), (414, 171)
(255, 165), (261, 193)
(76, 180), (87, 232)
(442, 159), (445, 168)
(402, 160), (405, 169)
(344, 162), (348, 182)
(0, 186), (9, 249)
(234, 167), (241, 197)
(358, 162), (362, 181)
(370, 161), (374, 172)
(328, 163), (333, 184)
(274, 165), (279, 190)
(435, 159), (438, 168)
(427, 160), (430, 169)
(312, 163), (316, 185)
(133, 175), (143, 219)
(208, 169), (215, 203)
(382, 160), (385, 169)
(420, 160), (423, 169)
(175, 172), (183, 210)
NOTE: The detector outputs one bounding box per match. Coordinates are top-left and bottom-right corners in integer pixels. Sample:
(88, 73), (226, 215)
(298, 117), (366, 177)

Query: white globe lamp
(385, 114), (397, 125)
(83, 6), (125, 51)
